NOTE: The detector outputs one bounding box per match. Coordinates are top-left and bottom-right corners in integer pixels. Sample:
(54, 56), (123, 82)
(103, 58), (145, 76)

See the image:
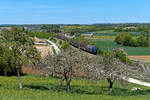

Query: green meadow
(93, 40), (150, 56)
(0, 74), (150, 100)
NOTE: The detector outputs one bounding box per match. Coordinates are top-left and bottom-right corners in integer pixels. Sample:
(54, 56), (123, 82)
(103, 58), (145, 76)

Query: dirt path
(35, 45), (53, 58)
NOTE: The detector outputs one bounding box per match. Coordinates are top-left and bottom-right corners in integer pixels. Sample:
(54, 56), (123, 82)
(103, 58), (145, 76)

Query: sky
(0, 0), (150, 24)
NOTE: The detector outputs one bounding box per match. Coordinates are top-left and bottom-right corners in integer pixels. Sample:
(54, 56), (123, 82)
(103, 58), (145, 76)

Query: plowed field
(128, 56), (150, 62)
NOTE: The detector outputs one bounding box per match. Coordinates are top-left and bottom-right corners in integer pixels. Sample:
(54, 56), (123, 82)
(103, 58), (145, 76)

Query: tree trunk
(59, 76), (65, 88)
(107, 78), (113, 94)
(66, 78), (71, 92)
(17, 66), (23, 89)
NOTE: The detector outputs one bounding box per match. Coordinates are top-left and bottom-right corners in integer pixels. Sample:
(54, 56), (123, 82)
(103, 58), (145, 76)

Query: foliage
(0, 44), (16, 75)
(113, 48), (131, 64)
(115, 26), (150, 47)
(0, 26), (41, 89)
(61, 41), (69, 50)
(1, 26), (41, 67)
(84, 50), (130, 93)
(137, 36), (149, 47)
(43, 47), (83, 92)
(115, 33), (125, 45)
(97, 47), (103, 55)
(122, 33), (136, 46)
(115, 33), (137, 47)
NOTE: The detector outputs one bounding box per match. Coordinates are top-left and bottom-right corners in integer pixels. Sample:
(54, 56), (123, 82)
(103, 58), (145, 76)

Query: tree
(84, 50), (130, 94)
(101, 51), (129, 93)
(115, 33), (137, 47)
(123, 33), (134, 46)
(43, 47), (83, 92)
(137, 36), (149, 47)
(0, 44), (16, 75)
(137, 26), (150, 46)
(115, 33), (126, 45)
(1, 26), (41, 89)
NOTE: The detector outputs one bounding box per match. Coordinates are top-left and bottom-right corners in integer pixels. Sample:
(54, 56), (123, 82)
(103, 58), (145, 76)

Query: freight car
(56, 35), (98, 54)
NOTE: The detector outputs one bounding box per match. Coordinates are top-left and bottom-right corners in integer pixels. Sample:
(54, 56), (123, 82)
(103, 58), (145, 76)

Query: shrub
(97, 47), (103, 55)
(113, 48), (131, 64)
(61, 41), (69, 50)
(123, 33), (134, 46)
(115, 33), (137, 47)
(129, 38), (138, 47)
(137, 36), (149, 47)
(115, 33), (125, 45)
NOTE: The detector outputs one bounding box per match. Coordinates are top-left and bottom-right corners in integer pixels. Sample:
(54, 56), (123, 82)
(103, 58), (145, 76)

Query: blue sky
(0, 0), (150, 24)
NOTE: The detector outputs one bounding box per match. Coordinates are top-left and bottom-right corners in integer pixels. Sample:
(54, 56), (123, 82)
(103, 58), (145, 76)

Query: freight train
(56, 35), (98, 54)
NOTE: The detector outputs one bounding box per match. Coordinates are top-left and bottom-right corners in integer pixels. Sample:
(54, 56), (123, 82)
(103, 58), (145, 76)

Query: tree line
(115, 27), (150, 47)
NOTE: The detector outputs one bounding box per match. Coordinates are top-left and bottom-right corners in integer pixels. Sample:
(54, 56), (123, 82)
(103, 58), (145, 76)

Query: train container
(56, 35), (98, 54)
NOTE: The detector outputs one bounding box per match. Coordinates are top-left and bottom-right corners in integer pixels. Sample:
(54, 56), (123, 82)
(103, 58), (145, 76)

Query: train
(56, 35), (98, 54)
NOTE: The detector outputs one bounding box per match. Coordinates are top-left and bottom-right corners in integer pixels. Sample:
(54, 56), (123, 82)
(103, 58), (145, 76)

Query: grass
(0, 74), (150, 100)
(93, 40), (150, 56)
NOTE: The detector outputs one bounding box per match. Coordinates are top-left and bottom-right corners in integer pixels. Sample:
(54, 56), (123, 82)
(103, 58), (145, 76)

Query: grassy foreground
(93, 40), (150, 56)
(0, 74), (150, 100)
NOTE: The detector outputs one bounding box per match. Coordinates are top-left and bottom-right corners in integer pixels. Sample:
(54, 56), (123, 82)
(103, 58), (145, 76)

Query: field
(0, 74), (150, 100)
(95, 30), (117, 36)
(35, 45), (54, 58)
(95, 30), (115, 34)
(128, 56), (150, 62)
(92, 40), (150, 56)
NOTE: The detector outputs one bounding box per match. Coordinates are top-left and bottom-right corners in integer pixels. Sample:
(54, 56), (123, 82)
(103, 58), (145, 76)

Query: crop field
(35, 45), (53, 58)
(93, 36), (116, 40)
(95, 30), (115, 34)
(95, 30), (117, 36)
(92, 40), (150, 56)
(128, 56), (150, 62)
(0, 74), (150, 100)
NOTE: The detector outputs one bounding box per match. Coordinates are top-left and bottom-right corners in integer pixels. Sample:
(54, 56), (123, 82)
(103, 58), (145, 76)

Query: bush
(115, 33), (138, 47)
(123, 33), (134, 46)
(129, 38), (138, 47)
(115, 33), (125, 45)
(61, 41), (69, 50)
(97, 47), (103, 55)
(113, 48), (131, 64)
(137, 36), (149, 47)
